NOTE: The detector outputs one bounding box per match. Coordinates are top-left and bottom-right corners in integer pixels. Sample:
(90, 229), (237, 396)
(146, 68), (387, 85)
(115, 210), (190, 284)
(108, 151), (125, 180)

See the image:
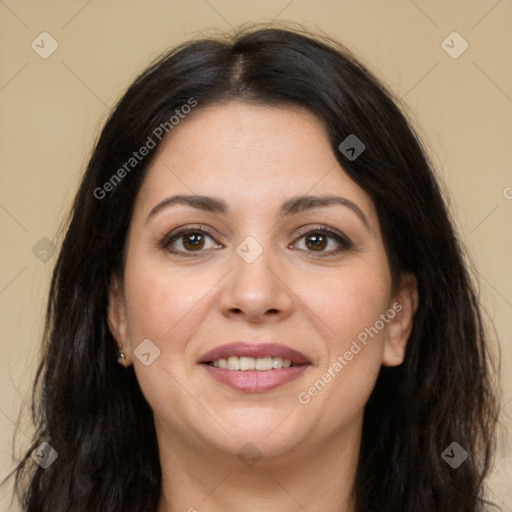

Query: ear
(107, 273), (131, 365)
(382, 272), (419, 367)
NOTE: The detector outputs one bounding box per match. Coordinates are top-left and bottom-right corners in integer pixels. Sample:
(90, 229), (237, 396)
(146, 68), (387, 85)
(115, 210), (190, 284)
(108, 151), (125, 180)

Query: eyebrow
(146, 193), (371, 231)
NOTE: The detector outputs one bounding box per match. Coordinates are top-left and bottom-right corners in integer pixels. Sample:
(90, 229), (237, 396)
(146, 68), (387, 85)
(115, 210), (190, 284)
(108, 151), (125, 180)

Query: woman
(7, 25), (498, 511)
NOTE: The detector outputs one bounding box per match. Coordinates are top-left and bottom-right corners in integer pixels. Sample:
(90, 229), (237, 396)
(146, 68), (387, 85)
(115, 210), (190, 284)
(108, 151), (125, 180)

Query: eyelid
(159, 224), (221, 252)
(291, 224), (352, 255)
(293, 224), (351, 244)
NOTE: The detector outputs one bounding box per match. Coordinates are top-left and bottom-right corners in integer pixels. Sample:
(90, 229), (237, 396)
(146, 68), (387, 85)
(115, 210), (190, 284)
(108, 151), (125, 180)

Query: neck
(155, 414), (362, 512)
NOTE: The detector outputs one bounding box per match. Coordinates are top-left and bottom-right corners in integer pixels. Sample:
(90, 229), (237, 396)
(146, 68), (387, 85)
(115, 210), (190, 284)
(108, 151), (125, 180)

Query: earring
(117, 347), (127, 367)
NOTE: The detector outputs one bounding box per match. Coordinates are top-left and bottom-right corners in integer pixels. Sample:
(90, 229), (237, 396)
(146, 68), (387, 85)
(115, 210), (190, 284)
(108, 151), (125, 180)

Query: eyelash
(159, 224), (352, 258)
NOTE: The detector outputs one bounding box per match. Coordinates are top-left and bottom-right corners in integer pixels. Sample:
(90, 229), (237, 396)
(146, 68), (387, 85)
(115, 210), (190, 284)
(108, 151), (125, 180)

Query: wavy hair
(4, 25), (499, 511)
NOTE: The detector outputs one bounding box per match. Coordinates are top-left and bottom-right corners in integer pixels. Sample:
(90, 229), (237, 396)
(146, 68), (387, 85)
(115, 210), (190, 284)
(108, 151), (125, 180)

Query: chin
(204, 410), (308, 459)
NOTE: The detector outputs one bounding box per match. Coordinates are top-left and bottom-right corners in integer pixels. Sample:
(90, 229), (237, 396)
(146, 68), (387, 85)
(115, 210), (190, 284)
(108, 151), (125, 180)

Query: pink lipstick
(199, 342), (311, 393)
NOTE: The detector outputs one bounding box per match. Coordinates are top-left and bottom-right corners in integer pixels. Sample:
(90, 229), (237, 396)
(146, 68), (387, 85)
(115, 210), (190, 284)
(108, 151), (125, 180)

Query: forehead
(134, 101), (376, 222)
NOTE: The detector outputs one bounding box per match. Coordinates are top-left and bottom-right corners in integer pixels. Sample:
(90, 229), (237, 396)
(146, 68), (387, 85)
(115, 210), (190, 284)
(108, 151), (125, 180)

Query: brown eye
(292, 226), (352, 257)
(162, 228), (222, 255)
(304, 233), (328, 251)
(181, 232), (205, 251)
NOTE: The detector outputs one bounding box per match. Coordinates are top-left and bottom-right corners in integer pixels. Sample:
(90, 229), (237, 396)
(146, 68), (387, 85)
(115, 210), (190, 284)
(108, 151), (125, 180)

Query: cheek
(123, 252), (213, 343)
(299, 261), (391, 345)
(121, 254), (208, 426)
(293, 263), (390, 425)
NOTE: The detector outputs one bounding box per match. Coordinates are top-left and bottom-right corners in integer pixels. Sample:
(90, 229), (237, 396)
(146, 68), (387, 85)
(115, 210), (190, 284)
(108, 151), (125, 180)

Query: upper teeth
(211, 356), (293, 370)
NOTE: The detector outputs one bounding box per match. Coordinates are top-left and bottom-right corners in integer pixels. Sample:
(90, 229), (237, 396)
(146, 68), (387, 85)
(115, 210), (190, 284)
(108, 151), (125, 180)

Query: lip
(202, 365), (309, 392)
(198, 342), (311, 393)
(198, 342), (310, 365)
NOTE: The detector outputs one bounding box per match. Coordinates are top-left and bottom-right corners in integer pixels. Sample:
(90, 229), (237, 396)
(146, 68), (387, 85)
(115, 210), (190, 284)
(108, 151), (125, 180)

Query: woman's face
(108, 101), (417, 464)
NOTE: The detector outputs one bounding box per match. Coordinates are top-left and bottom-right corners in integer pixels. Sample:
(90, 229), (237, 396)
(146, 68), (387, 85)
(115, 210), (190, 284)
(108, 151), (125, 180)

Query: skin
(108, 102), (418, 512)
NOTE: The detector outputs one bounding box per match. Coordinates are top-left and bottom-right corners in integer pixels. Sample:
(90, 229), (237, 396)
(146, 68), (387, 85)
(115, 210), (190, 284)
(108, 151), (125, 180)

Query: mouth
(198, 342), (311, 392)
(207, 356), (299, 370)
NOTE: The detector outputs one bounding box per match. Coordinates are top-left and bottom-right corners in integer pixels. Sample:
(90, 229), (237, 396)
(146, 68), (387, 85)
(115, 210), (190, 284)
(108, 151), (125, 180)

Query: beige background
(1, 1), (511, 510)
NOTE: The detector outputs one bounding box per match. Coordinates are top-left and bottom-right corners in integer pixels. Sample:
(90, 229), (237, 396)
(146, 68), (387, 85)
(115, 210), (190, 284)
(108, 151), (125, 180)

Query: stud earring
(117, 347), (127, 367)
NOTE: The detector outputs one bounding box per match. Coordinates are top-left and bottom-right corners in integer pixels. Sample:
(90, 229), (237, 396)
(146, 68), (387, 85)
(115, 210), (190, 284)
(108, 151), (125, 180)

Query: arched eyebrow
(146, 194), (370, 231)
(280, 194), (370, 231)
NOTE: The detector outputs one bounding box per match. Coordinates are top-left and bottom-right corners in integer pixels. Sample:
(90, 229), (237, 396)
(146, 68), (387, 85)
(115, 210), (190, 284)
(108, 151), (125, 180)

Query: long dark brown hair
(4, 24), (499, 511)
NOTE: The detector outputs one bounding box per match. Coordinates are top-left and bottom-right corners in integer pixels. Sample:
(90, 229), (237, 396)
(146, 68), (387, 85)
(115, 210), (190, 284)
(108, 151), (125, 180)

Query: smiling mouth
(199, 342), (311, 391)
(205, 356), (303, 371)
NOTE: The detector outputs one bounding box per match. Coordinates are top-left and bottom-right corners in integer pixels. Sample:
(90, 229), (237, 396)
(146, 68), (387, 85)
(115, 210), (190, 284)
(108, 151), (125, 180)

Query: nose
(218, 241), (294, 324)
